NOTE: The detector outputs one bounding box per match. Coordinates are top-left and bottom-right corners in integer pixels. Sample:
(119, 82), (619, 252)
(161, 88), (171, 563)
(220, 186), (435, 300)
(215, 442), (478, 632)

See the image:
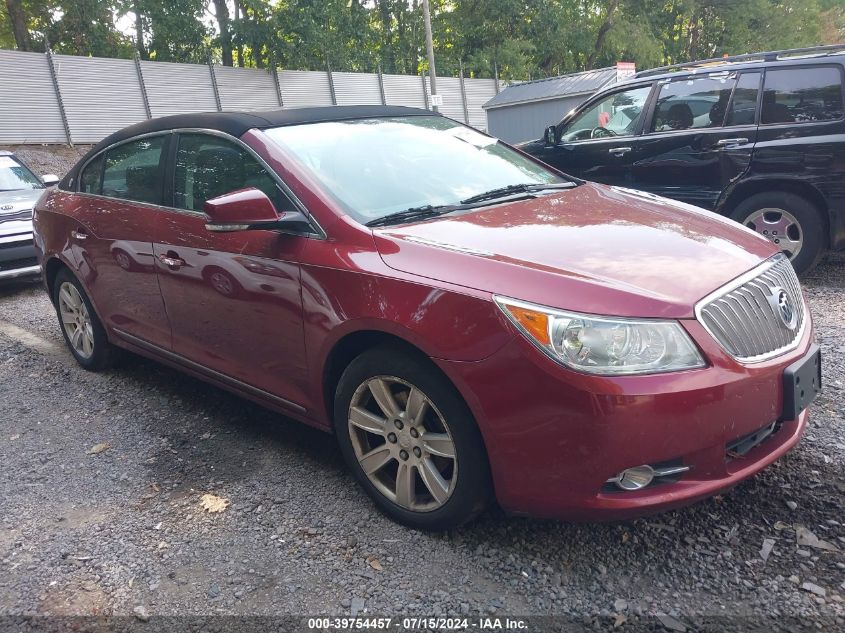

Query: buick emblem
(768, 286), (798, 330)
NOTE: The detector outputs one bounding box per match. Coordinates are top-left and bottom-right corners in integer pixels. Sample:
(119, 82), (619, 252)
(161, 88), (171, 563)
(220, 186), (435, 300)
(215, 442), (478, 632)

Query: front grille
(0, 209), (32, 223)
(696, 254), (805, 362)
(726, 421), (780, 462)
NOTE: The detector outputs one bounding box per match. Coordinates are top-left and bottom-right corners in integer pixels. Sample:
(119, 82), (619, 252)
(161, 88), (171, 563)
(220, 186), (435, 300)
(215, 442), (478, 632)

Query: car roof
(60, 105), (437, 190)
(94, 105), (435, 152)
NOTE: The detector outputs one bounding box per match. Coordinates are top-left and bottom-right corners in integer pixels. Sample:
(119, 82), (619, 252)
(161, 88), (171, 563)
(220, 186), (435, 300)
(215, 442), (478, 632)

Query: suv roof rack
(635, 44), (845, 79)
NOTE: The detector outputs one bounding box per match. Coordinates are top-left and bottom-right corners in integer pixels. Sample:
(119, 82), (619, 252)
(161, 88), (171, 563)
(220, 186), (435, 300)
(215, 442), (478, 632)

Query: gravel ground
(0, 146), (843, 631)
(2, 145), (91, 178)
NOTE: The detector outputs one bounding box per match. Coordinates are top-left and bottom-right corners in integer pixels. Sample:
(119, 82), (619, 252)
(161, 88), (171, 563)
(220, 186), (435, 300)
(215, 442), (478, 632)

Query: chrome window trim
(694, 253), (808, 364)
(75, 127), (326, 240)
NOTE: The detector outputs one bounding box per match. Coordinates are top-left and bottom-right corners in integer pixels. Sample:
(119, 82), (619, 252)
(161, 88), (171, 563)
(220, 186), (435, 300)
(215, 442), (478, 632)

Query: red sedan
(33, 106), (820, 530)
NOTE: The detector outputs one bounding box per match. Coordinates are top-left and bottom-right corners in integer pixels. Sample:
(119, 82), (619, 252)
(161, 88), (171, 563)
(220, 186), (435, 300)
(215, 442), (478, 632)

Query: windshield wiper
(365, 204), (460, 228)
(460, 182), (577, 205)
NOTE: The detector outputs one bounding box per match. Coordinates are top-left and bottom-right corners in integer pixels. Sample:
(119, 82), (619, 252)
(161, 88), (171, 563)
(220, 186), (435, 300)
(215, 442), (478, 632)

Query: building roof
(483, 67), (617, 110)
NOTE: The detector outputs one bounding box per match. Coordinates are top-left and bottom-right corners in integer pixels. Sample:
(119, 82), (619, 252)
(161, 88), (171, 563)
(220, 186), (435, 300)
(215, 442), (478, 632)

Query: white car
(0, 152), (58, 282)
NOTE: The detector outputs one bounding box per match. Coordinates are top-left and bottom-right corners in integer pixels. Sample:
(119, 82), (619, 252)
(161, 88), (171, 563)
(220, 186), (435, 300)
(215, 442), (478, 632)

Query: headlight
(494, 296), (705, 375)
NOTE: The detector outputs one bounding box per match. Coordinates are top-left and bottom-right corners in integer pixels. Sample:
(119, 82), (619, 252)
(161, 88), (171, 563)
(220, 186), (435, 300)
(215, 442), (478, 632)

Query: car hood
(0, 188), (43, 212)
(373, 182), (777, 319)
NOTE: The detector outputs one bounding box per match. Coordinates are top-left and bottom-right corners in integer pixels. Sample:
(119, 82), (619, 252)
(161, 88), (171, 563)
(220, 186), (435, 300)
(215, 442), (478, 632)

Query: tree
(3, 0), (31, 51)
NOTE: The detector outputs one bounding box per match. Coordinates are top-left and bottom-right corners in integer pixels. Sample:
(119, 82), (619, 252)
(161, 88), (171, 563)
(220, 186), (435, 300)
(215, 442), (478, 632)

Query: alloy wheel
(58, 282), (95, 359)
(348, 376), (457, 512)
(743, 207), (803, 260)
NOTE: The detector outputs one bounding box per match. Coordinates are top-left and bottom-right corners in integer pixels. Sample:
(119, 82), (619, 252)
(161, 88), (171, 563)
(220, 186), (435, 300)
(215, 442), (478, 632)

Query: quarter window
(102, 137), (165, 204)
(650, 74), (737, 133)
(80, 154), (104, 194)
(726, 72), (761, 126)
(761, 67), (844, 124)
(173, 134), (290, 212)
(562, 86), (652, 142)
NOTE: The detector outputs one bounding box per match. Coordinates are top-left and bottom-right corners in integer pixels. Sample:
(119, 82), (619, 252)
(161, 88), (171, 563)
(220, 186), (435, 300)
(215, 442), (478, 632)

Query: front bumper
(0, 230), (39, 281)
(438, 317), (814, 521)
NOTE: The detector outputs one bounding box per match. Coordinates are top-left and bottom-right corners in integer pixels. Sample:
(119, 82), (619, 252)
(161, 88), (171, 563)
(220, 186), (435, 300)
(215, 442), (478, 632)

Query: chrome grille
(696, 254), (805, 362)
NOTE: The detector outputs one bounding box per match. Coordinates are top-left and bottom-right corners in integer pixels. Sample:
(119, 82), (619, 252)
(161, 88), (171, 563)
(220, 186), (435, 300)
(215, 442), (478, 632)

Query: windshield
(0, 155), (44, 191)
(264, 116), (565, 223)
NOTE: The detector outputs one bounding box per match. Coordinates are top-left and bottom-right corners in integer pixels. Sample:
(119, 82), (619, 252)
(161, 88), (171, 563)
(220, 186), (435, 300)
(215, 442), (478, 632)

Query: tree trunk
(586, 0), (620, 70)
(134, 0), (147, 59)
(376, 0), (394, 73)
(234, 0), (244, 67)
(213, 0), (233, 66)
(4, 0), (31, 51)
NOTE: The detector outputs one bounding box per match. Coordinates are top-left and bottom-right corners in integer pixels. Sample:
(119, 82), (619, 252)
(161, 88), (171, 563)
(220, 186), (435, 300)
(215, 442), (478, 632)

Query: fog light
(612, 465), (654, 491)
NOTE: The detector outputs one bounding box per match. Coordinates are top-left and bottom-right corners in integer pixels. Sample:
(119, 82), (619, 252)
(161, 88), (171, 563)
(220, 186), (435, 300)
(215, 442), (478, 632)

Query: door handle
(157, 253), (186, 269)
(608, 146), (632, 156)
(716, 138), (749, 147)
(70, 229), (87, 240)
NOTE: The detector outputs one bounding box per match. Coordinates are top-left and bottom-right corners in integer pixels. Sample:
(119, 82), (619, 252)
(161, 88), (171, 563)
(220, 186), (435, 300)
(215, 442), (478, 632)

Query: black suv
(520, 45), (845, 274)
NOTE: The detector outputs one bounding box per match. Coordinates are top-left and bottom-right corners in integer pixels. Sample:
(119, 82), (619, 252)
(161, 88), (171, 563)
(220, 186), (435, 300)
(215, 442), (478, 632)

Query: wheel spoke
(368, 378), (400, 419)
(349, 406), (387, 435)
(81, 330), (93, 356)
(70, 327), (83, 350)
(59, 287), (79, 310)
(421, 432), (455, 458)
(60, 310), (76, 325)
(395, 462), (415, 508)
(419, 458), (450, 505)
(404, 387), (428, 426)
(358, 445), (393, 475)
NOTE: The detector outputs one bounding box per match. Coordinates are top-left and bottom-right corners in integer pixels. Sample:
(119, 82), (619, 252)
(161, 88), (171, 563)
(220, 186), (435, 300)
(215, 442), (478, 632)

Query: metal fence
(0, 49), (500, 145)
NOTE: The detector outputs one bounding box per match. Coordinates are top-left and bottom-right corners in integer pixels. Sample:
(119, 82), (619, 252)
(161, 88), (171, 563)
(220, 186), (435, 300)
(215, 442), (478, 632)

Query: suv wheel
(334, 347), (489, 530)
(730, 192), (825, 274)
(52, 268), (116, 371)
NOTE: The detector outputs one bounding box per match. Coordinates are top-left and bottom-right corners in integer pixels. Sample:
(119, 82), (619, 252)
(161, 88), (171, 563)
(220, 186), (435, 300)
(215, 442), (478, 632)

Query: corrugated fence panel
(278, 70), (334, 108)
(0, 50), (66, 143)
(333, 72), (382, 105)
(215, 65), (279, 111)
(141, 60), (218, 117)
(382, 74), (426, 109)
(53, 54), (147, 144)
(464, 78), (497, 131)
(426, 76), (464, 123)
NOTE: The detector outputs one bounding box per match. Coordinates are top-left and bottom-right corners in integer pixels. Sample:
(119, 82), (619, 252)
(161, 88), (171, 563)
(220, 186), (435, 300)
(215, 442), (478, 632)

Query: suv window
(173, 134), (290, 212)
(761, 66), (844, 124)
(650, 74), (736, 132)
(102, 137), (165, 204)
(726, 72), (761, 126)
(562, 86), (652, 142)
(80, 154), (104, 194)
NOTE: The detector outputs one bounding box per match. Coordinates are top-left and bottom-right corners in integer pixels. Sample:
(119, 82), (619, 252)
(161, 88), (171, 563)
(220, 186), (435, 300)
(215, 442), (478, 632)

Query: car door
(69, 135), (172, 348)
(535, 84), (653, 185)
(629, 71), (760, 210)
(151, 131), (311, 410)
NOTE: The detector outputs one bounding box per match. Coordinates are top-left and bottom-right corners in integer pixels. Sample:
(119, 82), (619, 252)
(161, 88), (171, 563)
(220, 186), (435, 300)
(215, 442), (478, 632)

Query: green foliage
(1, 0), (838, 76)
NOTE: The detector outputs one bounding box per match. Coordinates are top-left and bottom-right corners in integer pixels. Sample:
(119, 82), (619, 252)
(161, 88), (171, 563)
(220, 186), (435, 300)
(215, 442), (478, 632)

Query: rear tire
(334, 346), (490, 530)
(730, 192), (825, 275)
(52, 268), (115, 371)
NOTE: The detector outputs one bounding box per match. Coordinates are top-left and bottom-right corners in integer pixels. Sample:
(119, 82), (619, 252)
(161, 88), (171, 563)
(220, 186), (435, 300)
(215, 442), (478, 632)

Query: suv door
(152, 132), (311, 411)
(630, 71), (760, 210)
(536, 84), (653, 184)
(70, 135), (172, 348)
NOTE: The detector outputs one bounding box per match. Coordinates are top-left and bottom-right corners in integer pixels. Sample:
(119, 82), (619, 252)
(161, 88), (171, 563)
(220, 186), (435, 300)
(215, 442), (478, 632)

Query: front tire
(52, 268), (115, 371)
(730, 192), (825, 275)
(334, 346), (489, 530)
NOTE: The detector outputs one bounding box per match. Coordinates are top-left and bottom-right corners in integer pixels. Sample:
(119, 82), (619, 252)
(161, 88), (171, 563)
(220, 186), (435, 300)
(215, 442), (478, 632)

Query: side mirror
(41, 174), (59, 186)
(203, 187), (313, 234)
(544, 125), (557, 146)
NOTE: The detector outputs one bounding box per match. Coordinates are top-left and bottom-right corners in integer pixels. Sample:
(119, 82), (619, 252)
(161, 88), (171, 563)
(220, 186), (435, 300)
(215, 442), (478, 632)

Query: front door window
(562, 86), (652, 142)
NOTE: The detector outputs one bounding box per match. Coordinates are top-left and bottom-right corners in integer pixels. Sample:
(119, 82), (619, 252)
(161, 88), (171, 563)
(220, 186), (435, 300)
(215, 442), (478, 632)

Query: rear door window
(80, 154), (104, 194)
(650, 74), (737, 132)
(761, 66), (844, 124)
(102, 137), (166, 204)
(726, 72), (761, 126)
